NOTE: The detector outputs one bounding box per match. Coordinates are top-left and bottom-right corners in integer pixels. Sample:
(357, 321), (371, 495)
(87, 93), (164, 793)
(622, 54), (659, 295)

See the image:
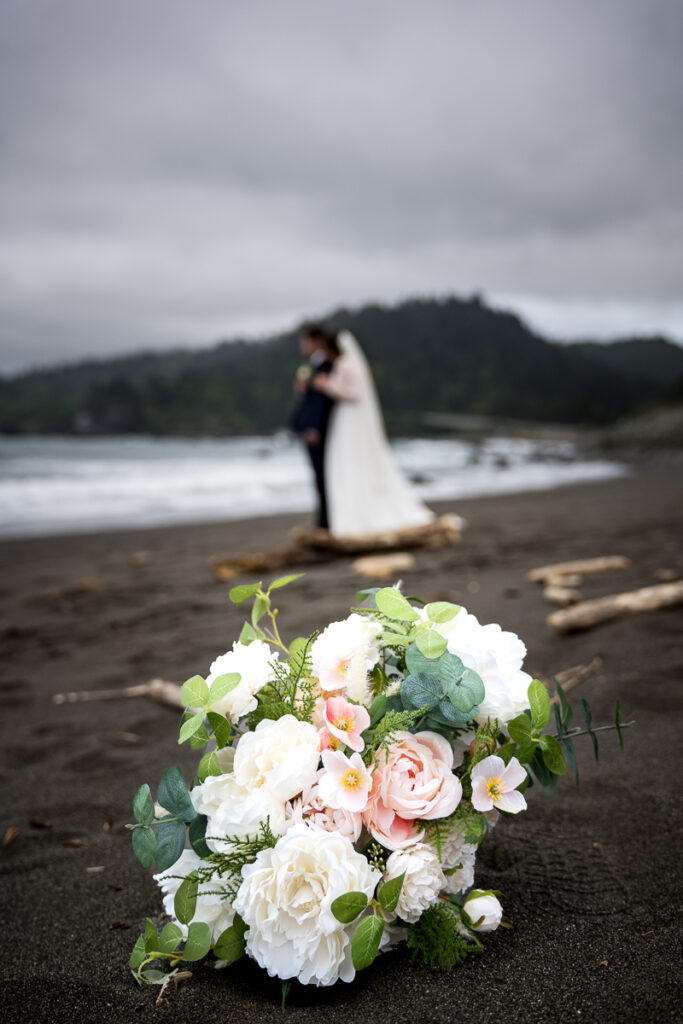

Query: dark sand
(1, 468), (681, 1023)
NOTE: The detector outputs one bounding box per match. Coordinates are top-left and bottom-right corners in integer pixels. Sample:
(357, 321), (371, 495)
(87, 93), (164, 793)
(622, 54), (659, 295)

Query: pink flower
(318, 728), (340, 753)
(470, 755), (527, 814)
(323, 696), (371, 753)
(294, 770), (363, 842)
(373, 731), (462, 821)
(317, 749), (372, 813)
(363, 794), (424, 851)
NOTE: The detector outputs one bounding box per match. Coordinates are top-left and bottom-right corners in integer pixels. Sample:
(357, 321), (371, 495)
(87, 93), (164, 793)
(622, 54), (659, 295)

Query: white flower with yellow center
(318, 749), (372, 813)
(310, 613), (382, 703)
(470, 755), (527, 814)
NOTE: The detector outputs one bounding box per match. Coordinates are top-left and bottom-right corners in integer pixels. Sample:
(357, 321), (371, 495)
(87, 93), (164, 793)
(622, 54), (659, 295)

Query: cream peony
(310, 613), (382, 703)
(154, 849), (235, 941)
(233, 823), (380, 986)
(206, 640), (279, 723)
(438, 820), (477, 895)
(422, 607), (531, 726)
(233, 714), (320, 803)
(191, 771), (288, 852)
(384, 843), (446, 923)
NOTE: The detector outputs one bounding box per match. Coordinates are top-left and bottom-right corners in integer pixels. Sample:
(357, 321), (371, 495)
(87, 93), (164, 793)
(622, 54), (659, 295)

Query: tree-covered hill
(1, 296), (681, 436)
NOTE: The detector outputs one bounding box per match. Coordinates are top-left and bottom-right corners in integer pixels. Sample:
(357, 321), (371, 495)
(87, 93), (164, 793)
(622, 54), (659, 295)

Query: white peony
(311, 613), (382, 703)
(233, 823), (380, 986)
(233, 715), (320, 803)
(292, 769), (363, 842)
(206, 640), (279, 723)
(191, 771), (288, 853)
(438, 821), (477, 895)
(154, 849), (234, 941)
(462, 890), (503, 932)
(422, 607), (531, 726)
(384, 843), (446, 923)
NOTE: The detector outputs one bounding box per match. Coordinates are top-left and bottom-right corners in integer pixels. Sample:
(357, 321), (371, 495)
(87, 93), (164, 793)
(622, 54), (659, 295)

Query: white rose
(311, 613), (382, 703)
(233, 715), (320, 803)
(233, 823), (380, 986)
(438, 821), (477, 895)
(206, 640), (278, 723)
(191, 771), (288, 852)
(384, 843), (446, 924)
(154, 850), (234, 941)
(462, 890), (503, 932)
(425, 607), (531, 726)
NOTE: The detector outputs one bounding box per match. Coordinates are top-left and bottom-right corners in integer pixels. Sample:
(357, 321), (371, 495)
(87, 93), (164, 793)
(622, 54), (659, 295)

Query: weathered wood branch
(548, 581), (683, 634)
(291, 514), (461, 554)
(543, 656), (604, 701)
(527, 556), (629, 583)
(52, 678), (183, 709)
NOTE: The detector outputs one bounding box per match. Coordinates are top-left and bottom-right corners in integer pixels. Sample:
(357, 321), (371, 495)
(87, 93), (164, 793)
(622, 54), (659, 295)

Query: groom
(291, 324), (335, 530)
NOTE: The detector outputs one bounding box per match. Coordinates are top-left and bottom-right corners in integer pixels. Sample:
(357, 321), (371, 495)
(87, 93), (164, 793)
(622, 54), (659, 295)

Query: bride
(313, 329), (435, 537)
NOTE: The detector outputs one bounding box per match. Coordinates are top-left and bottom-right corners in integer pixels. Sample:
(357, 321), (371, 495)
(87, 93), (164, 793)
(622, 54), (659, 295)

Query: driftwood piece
(53, 678), (183, 710)
(548, 581), (683, 634)
(352, 552), (416, 580)
(543, 583), (582, 606)
(542, 656), (604, 702)
(527, 556), (629, 583)
(544, 572), (583, 588)
(212, 546), (304, 581)
(292, 514), (461, 555)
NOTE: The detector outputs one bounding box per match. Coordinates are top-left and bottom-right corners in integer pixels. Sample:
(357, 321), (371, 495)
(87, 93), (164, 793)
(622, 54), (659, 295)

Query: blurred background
(1, 0), (682, 537)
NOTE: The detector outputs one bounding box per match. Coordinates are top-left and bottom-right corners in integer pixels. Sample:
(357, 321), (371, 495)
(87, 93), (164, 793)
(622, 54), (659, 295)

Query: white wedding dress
(323, 331), (434, 537)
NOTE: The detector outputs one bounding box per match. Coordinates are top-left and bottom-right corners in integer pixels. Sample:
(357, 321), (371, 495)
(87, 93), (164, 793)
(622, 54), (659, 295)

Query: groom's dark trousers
(291, 360), (334, 530)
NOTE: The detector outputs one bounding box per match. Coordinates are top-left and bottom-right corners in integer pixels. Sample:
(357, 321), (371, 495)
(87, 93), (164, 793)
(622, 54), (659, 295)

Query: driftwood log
(542, 656), (604, 701)
(352, 552), (417, 580)
(542, 583), (583, 606)
(212, 514), (461, 580)
(52, 678), (183, 710)
(548, 581), (683, 634)
(527, 556), (629, 583)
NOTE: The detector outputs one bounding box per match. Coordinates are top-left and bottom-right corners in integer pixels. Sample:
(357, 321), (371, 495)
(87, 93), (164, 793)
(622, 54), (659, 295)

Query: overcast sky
(1, 0), (682, 373)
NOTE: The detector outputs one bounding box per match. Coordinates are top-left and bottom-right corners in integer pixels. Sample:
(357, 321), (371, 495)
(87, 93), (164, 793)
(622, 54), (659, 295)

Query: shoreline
(1, 466), (681, 1023)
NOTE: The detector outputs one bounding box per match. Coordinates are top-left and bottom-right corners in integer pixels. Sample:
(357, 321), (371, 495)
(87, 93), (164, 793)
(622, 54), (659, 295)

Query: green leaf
(355, 587), (380, 606)
(400, 672), (443, 710)
(432, 699), (472, 728)
(288, 636), (310, 662)
(238, 621), (259, 645)
(213, 916), (247, 962)
(183, 921), (212, 962)
(132, 824), (157, 868)
(197, 750), (221, 782)
(144, 918), (158, 953)
(189, 722), (209, 750)
(229, 582), (261, 606)
(206, 711), (232, 749)
(174, 873), (198, 925)
(439, 655), (484, 713)
(180, 674), (209, 709)
(268, 573), (304, 591)
(615, 700), (624, 751)
(554, 679), (573, 730)
(188, 814), (211, 858)
(497, 742), (515, 765)
(375, 587), (419, 622)
(528, 679), (551, 730)
(133, 783), (155, 826)
(507, 714), (532, 745)
(580, 698), (599, 760)
(159, 922), (183, 955)
(369, 694), (387, 726)
(178, 712), (207, 745)
(251, 593), (269, 626)
(462, 812), (489, 846)
(154, 818), (186, 872)
(158, 766), (197, 823)
(208, 672), (240, 705)
(529, 745), (561, 796)
(140, 969), (168, 984)
(425, 601), (460, 623)
(382, 630), (410, 648)
(539, 734), (567, 775)
(351, 915), (385, 971)
(560, 734), (579, 784)
(378, 872), (405, 914)
(129, 934), (146, 970)
(330, 891), (368, 924)
(415, 628), (447, 659)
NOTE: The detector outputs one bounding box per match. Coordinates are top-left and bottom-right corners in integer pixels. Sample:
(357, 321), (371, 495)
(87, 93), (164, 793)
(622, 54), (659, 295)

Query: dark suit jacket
(291, 359), (334, 439)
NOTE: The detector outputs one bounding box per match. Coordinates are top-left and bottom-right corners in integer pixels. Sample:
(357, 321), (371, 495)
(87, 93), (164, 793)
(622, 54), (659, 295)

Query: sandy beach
(1, 466), (681, 1024)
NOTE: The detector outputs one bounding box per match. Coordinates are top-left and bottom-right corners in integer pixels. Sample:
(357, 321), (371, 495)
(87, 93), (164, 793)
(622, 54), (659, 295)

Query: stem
(561, 720), (635, 740)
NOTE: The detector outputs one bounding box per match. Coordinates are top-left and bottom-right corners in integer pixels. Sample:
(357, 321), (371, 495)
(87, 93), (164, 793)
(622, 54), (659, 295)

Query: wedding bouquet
(127, 576), (628, 998)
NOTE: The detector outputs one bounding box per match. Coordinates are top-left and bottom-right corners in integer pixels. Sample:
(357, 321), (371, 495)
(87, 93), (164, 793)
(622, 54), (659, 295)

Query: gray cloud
(1, 0), (682, 372)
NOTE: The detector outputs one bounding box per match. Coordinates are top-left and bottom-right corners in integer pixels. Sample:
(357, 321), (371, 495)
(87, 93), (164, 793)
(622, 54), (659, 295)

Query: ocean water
(0, 434), (626, 539)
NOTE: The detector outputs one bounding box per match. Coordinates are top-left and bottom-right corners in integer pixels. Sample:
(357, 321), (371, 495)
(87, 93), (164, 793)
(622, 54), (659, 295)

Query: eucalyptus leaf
(189, 814), (211, 858)
(330, 891), (368, 924)
(154, 818), (187, 872)
(238, 621), (259, 645)
(375, 587), (419, 622)
(206, 711), (232, 749)
(251, 593), (269, 626)
(433, 698), (473, 727)
(229, 583), (261, 606)
(180, 675), (209, 709)
(368, 694), (387, 726)
(213, 917), (247, 962)
(178, 712), (207, 745)
(378, 872), (405, 914)
(132, 824), (157, 868)
(425, 601), (460, 623)
(415, 628), (447, 659)
(351, 915), (384, 971)
(133, 783), (155, 826)
(183, 921), (212, 962)
(129, 934), (146, 970)
(189, 722), (209, 750)
(400, 672), (443, 710)
(159, 922), (183, 955)
(144, 918), (158, 954)
(140, 969), (169, 984)
(174, 873), (198, 925)
(158, 766), (196, 823)
(208, 672), (240, 705)
(268, 573), (304, 591)
(197, 750), (221, 782)
(528, 679), (551, 730)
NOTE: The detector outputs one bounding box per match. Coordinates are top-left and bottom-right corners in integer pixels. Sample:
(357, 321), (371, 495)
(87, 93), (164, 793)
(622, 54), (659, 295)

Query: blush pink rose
(372, 730), (462, 822)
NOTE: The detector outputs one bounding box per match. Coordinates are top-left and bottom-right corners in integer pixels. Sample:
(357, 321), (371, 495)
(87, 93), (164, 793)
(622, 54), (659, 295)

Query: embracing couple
(292, 324), (434, 538)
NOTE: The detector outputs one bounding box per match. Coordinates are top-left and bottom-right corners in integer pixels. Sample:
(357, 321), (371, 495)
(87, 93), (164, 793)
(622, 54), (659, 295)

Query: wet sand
(1, 467), (681, 1023)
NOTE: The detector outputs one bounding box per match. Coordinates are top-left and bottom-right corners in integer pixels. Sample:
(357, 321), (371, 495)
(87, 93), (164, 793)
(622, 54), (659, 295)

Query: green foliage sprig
(405, 901), (482, 970)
